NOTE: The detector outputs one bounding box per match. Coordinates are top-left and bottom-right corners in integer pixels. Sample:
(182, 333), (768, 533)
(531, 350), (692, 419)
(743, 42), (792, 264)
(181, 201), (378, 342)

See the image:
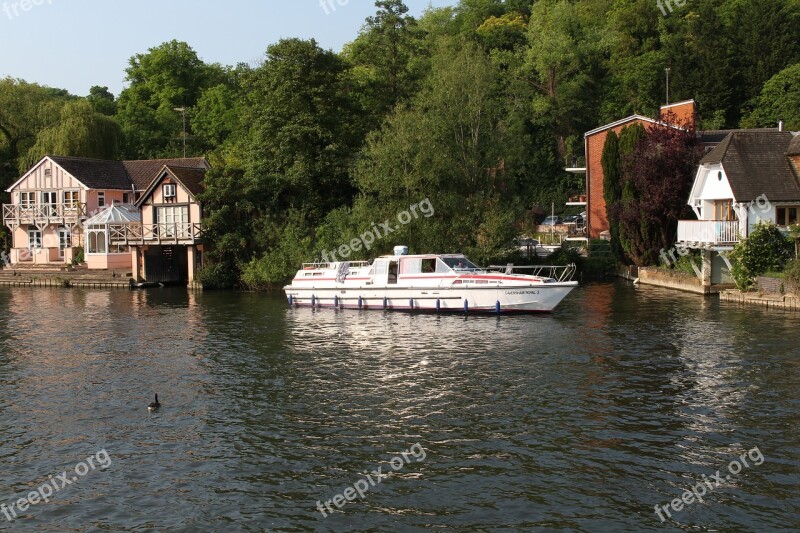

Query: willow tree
(22, 101), (123, 169)
(0, 78), (69, 178)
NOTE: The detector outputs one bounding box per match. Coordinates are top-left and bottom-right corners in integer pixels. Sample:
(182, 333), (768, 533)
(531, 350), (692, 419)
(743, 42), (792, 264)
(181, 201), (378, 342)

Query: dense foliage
(1, 0), (798, 285)
(729, 223), (793, 290)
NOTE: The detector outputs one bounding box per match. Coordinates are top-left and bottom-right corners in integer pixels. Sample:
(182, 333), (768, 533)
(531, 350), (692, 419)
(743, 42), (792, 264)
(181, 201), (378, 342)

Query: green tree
(601, 0), (664, 120)
(722, 0), (800, 117)
(345, 1), (428, 124)
(86, 86), (117, 116)
(523, 0), (603, 160)
(0, 78), (70, 178)
(601, 130), (625, 262)
(192, 83), (241, 149)
(660, 0), (738, 126)
(116, 40), (225, 158)
(242, 38), (362, 221)
(346, 41), (517, 264)
(22, 100), (123, 169)
(742, 63), (800, 130)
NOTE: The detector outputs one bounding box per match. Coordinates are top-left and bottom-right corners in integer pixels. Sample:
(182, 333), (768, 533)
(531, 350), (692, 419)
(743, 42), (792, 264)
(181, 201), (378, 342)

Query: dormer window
(163, 184), (177, 199)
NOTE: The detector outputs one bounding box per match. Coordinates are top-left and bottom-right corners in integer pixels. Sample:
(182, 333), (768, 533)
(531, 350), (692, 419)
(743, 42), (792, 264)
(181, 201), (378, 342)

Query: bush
(729, 222), (792, 291)
(671, 250), (701, 275)
(71, 246), (84, 265)
(197, 262), (239, 290)
(785, 258), (800, 293)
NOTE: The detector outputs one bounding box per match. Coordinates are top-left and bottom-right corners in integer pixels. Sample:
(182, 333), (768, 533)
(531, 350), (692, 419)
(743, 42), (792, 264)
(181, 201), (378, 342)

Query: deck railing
(677, 220), (741, 245)
(108, 223), (203, 244)
(3, 203), (87, 225)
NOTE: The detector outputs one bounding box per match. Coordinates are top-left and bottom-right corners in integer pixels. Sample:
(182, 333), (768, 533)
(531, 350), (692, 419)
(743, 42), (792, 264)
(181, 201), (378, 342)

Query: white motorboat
(283, 246), (578, 314)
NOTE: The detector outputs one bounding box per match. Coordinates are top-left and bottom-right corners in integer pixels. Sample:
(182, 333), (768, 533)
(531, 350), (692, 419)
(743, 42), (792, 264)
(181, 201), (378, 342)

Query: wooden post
(187, 246), (197, 284)
(130, 247), (141, 283)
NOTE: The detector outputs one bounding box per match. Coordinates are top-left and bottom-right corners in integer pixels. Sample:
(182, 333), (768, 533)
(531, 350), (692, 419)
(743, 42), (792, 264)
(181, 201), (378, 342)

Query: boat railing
(488, 263), (577, 282)
(302, 260), (371, 270)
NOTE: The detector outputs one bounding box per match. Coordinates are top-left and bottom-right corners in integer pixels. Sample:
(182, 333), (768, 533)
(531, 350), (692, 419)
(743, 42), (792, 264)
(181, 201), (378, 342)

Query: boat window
(371, 259), (388, 277)
(435, 259), (452, 274)
(421, 259), (436, 273)
(441, 256), (479, 271)
(400, 258), (421, 274)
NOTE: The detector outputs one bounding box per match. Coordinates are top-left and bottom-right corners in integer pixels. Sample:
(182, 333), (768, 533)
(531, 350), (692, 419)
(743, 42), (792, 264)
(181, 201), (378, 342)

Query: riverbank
(0, 267), (205, 290)
(720, 289), (800, 311)
(0, 268), (132, 289)
(616, 265), (734, 295)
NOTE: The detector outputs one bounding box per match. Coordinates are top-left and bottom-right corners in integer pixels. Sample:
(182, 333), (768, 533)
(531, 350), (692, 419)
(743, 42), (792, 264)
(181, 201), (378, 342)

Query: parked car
(541, 215), (564, 226)
(517, 237), (540, 247)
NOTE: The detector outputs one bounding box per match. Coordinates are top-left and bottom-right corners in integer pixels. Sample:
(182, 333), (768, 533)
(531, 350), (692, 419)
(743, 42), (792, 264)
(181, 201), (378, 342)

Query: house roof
(123, 157), (209, 190)
(584, 115), (659, 137)
(699, 128), (780, 145)
(7, 155), (210, 193)
(700, 131), (800, 202)
(166, 165), (206, 196)
(135, 164), (207, 207)
(48, 156), (133, 190)
(788, 135), (800, 156)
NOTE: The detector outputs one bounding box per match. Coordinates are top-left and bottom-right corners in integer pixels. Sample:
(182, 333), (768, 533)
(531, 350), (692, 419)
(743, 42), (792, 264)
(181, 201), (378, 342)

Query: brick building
(582, 100), (697, 238)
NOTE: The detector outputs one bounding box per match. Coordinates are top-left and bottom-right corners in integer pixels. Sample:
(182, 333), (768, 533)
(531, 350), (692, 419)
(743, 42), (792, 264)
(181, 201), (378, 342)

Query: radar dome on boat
(394, 245), (409, 256)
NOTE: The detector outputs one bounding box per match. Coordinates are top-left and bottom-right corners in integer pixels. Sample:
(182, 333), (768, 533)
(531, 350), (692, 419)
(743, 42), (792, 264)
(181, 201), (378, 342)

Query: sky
(0, 0), (457, 97)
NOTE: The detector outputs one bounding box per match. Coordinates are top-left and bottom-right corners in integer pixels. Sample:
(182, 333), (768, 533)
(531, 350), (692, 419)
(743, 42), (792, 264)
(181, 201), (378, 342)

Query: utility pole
(174, 107), (187, 158)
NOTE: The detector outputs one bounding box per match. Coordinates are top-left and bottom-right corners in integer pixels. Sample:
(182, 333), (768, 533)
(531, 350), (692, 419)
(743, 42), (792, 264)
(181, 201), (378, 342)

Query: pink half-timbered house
(3, 155), (209, 284)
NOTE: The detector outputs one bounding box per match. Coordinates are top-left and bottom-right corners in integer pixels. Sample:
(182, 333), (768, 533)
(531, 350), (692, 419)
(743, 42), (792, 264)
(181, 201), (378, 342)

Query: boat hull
(284, 283), (577, 314)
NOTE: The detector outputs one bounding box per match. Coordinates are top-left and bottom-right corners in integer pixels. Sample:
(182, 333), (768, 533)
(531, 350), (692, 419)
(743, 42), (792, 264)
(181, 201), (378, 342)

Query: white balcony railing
(677, 220), (741, 245)
(108, 223), (203, 244)
(3, 203), (87, 225)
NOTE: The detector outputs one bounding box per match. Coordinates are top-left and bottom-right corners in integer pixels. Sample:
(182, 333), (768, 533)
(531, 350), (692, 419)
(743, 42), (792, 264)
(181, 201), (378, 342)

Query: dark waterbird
(148, 394), (161, 412)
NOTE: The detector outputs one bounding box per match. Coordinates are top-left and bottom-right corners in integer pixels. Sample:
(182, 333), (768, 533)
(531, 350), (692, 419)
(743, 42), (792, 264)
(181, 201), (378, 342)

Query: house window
(123, 192), (131, 204)
(157, 206), (189, 237)
(87, 227), (107, 254)
(44, 168), (52, 177)
(28, 229), (42, 249)
(97, 191), (105, 207)
(63, 191), (79, 209)
(715, 201), (735, 221)
(776, 206), (799, 226)
(19, 192), (35, 209)
(163, 184), (177, 199)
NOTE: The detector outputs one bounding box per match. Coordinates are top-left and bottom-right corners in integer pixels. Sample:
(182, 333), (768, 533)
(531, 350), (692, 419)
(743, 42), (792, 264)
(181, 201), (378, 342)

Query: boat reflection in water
(284, 246), (577, 314)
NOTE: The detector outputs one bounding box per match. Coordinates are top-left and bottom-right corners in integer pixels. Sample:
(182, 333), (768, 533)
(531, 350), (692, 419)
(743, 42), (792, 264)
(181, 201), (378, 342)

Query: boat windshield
(441, 256), (480, 271)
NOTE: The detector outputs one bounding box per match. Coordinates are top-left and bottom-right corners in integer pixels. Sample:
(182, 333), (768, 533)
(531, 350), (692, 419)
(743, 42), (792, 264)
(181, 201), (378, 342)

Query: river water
(0, 282), (797, 532)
